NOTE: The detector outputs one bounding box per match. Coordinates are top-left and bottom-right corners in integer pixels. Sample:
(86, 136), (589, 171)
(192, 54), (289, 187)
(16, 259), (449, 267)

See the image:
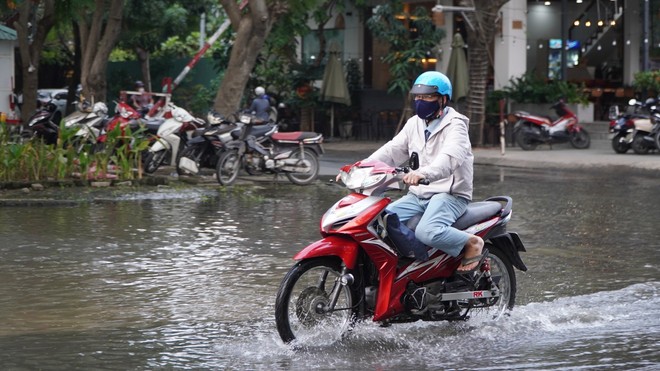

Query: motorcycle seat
(272, 131), (321, 141)
(405, 201), (503, 231)
(248, 123), (276, 138)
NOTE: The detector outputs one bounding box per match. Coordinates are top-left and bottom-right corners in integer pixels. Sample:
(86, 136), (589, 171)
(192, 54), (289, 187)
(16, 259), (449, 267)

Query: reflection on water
(0, 166), (658, 369)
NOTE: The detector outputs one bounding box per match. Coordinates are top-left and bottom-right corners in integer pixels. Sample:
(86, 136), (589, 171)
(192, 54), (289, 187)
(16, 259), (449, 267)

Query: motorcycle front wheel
(143, 149), (168, 174)
(611, 133), (630, 154)
(275, 258), (356, 345)
(215, 149), (241, 185)
(285, 148), (320, 185)
(569, 129), (590, 149)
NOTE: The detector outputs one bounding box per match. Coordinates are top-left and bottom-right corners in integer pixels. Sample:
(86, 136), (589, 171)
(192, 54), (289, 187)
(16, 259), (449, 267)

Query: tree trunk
(79, 0), (124, 103)
(458, 0), (509, 146)
(135, 47), (151, 92)
(66, 21), (82, 114)
(213, 0), (287, 115)
(11, 0), (55, 127)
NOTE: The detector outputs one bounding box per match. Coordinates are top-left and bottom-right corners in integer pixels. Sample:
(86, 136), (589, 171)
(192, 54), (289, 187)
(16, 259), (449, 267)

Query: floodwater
(0, 165), (658, 370)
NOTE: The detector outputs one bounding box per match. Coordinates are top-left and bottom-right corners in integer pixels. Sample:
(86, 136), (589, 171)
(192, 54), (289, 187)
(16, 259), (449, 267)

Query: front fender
(150, 138), (168, 152)
(293, 235), (359, 269)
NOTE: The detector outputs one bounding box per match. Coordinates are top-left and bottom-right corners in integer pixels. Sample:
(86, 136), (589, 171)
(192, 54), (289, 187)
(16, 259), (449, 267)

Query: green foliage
(172, 79), (220, 117)
(109, 48), (136, 62)
(122, 1), (191, 53)
(632, 70), (660, 94)
(503, 73), (589, 104)
(0, 119), (149, 183)
(367, 1), (445, 97)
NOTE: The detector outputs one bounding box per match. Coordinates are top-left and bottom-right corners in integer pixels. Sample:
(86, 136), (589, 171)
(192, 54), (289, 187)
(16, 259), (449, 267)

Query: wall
(0, 41), (15, 119)
(494, 0), (527, 89)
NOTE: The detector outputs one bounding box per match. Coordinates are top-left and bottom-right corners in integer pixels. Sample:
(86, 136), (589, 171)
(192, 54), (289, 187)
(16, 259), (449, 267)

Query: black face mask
(414, 99), (441, 120)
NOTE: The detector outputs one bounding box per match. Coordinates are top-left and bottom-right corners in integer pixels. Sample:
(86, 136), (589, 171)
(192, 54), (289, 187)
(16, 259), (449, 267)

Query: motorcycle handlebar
(394, 166), (430, 185)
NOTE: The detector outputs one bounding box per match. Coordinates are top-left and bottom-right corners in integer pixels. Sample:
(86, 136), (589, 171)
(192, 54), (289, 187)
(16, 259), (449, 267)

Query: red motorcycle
(512, 100), (590, 150)
(96, 101), (163, 153)
(274, 156), (527, 344)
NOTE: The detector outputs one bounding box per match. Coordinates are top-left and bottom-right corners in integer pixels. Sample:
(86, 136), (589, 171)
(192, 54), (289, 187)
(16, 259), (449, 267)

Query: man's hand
(402, 171), (425, 185)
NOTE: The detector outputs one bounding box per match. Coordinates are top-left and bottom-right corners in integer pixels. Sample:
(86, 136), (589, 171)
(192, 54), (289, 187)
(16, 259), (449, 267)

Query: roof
(0, 25), (17, 40)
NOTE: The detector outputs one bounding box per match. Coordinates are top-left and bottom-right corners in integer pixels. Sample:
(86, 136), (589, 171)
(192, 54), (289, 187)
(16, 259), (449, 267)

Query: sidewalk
(322, 138), (660, 172)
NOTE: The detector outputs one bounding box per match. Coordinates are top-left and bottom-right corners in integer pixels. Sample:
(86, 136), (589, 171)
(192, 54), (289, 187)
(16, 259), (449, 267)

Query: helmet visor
(410, 84), (438, 95)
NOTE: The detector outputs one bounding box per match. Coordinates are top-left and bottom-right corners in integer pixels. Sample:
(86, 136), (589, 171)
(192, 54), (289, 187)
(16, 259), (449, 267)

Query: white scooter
(63, 101), (109, 153)
(628, 98), (659, 155)
(143, 103), (205, 174)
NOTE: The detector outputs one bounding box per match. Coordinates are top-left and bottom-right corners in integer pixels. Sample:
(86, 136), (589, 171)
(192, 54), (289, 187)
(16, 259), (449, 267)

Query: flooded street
(1, 165), (658, 370)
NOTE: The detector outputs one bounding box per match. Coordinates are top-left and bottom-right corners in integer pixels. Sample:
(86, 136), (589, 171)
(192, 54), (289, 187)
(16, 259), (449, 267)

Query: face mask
(414, 99), (440, 120)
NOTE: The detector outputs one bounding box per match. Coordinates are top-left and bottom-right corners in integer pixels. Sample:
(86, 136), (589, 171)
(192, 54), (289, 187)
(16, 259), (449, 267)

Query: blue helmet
(410, 71), (452, 100)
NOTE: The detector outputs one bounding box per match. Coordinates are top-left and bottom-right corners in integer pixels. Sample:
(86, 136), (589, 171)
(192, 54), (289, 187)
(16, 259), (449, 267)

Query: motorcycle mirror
(409, 152), (419, 170)
(608, 105), (619, 121)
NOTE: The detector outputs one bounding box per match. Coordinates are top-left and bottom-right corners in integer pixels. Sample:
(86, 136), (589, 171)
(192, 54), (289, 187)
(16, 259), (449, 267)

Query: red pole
(148, 0), (249, 118)
(171, 0), (249, 90)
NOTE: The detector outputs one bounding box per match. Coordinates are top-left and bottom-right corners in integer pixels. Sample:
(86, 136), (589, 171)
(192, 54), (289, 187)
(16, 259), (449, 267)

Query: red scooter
(512, 100), (590, 150)
(96, 101), (164, 153)
(274, 156), (527, 344)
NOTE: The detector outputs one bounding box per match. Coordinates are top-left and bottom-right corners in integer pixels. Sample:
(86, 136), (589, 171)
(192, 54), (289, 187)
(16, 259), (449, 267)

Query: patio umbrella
(320, 42), (351, 138)
(446, 32), (469, 102)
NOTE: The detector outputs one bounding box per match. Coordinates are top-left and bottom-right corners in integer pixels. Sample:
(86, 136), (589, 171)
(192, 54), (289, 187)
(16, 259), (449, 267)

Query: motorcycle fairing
(321, 195), (389, 234)
(293, 235), (360, 269)
(513, 111), (552, 126)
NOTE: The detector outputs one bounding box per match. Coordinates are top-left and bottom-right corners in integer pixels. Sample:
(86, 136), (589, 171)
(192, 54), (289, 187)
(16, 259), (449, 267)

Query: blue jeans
(386, 192), (470, 257)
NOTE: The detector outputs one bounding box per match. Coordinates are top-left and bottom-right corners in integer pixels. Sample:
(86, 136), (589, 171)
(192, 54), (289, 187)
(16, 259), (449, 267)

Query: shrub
(632, 70), (660, 95)
(503, 73), (589, 105)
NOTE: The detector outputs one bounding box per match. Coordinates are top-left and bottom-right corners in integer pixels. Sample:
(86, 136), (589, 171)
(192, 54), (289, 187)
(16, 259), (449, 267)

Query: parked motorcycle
(143, 103), (205, 174)
(215, 112), (324, 186)
(63, 100), (110, 153)
(512, 100), (590, 150)
(96, 101), (163, 155)
(274, 156), (527, 344)
(176, 110), (240, 176)
(628, 98), (659, 155)
(25, 100), (61, 145)
(608, 99), (652, 154)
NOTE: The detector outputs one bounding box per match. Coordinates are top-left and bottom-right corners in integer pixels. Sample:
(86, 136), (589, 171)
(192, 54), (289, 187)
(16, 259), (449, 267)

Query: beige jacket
(366, 107), (473, 200)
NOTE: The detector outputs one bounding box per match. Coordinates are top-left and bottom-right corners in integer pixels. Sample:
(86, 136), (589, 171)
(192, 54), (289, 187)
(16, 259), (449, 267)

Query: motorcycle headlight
(119, 107), (131, 119)
(240, 115), (251, 124)
(343, 166), (386, 190)
(28, 117), (41, 127)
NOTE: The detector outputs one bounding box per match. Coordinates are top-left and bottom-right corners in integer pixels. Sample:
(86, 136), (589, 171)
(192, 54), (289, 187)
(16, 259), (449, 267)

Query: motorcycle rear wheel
(143, 149), (167, 174)
(569, 129), (590, 149)
(275, 258), (356, 344)
(463, 245), (516, 320)
(285, 148), (320, 185)
(216, 149), (241, 185)
(632, 133), (650, 155)
(611, 133), (630, 154)
(515, 129), (538, 150)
